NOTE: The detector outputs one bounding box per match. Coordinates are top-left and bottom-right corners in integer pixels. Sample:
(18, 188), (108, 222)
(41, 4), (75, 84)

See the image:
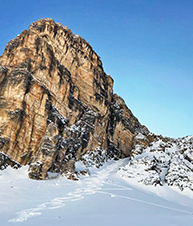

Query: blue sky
(0, 0), (192, 138)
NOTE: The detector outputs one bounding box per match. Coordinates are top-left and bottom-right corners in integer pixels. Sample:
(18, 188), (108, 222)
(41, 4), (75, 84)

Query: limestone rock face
(0, 18), (147, 179)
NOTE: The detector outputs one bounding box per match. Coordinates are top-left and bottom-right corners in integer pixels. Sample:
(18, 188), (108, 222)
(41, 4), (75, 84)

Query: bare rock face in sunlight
(0, 19), (192, 189)
(0, 19), (147, 179)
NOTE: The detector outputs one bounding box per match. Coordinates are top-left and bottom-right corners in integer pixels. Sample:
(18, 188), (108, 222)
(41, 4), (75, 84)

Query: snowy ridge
(119, 133), (193, 191)
(1, 160), (193, 226)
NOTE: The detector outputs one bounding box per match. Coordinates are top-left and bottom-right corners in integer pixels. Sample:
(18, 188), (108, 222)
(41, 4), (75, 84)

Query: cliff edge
(0, 18), (147, 179)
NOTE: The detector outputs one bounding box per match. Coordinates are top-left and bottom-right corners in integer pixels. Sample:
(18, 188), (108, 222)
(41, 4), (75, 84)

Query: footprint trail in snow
(9, 159), (193, 223)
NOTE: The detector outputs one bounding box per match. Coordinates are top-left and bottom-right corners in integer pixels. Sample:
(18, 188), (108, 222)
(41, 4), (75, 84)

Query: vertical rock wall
(0, 19), (148, 179)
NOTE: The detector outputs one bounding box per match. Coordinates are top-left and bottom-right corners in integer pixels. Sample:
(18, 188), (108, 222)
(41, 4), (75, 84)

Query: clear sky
(0, 0), (192, 138)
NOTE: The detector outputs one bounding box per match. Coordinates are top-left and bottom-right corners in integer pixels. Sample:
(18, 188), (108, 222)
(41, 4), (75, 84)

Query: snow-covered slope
(1, 159), (193, 226)
(119, 134), (193, 192)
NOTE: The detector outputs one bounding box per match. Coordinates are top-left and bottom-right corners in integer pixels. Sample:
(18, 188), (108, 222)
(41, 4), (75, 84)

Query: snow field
(1, 159), (193, 225)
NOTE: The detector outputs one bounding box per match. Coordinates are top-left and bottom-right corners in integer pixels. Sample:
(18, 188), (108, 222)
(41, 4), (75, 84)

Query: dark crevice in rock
(46, 44), (56, 76)
(24, 73), (34, 94)
(14, 101), (27, 146)
(45, 100), (69, 134)
(35, 37), (41, 53)
(0, 152), (21, 170)
(57, 60), (71, 85)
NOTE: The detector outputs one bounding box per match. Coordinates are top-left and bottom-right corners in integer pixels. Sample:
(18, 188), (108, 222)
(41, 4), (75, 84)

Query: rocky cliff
(0, 19), (192, 191)
(0, 18), (147, 180)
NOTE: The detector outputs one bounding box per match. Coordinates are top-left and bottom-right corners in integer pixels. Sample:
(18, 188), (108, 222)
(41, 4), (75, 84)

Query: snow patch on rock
(119, 134), (193, 191)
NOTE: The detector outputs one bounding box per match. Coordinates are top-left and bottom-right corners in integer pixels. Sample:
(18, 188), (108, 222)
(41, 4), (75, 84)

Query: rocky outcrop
(0, 152), (21, 170)
(1, 18), (192, 190)
(0, 18), (147, 179)
(119, 134), (193, 191)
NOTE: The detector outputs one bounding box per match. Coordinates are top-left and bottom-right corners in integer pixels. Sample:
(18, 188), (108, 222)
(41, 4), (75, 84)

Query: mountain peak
(0, 19), (192, 192)
(0, 18), (145, 180)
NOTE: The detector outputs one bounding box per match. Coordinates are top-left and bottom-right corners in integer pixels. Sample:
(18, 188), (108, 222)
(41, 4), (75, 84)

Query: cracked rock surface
(0, 18), (146, 179)
(0, 18), (192, 190)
